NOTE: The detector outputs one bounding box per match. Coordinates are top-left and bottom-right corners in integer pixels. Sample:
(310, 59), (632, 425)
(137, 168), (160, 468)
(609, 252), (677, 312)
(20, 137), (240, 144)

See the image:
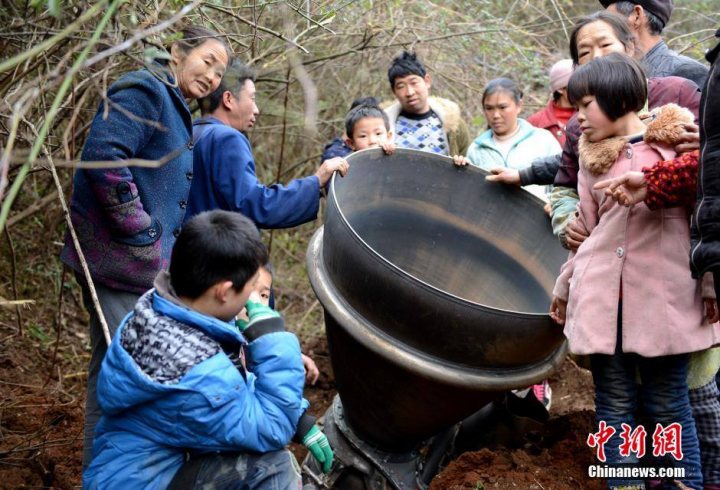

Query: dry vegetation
(1, 0), (718, 487)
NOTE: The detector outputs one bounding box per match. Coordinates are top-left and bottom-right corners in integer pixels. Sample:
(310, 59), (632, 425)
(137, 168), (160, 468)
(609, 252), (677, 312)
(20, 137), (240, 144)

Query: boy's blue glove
(236, 300), (280, 332)
(302, 425), (334, 473)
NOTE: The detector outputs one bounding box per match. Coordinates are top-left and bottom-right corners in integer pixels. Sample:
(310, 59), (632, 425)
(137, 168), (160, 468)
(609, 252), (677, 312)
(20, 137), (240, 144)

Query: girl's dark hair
(172, 25), (229, 58)
(344, 99), (390, 138)
(170, 210), (267, 299)
(482, 78), (523, 105)
(388, 51), (427, 88)
(569, 11), (637, 66)
(567, 53), (647, 122)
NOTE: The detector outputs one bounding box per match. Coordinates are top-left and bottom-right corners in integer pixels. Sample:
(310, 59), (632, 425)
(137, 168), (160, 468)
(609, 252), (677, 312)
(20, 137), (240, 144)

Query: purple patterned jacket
(61, 65), (193, 293)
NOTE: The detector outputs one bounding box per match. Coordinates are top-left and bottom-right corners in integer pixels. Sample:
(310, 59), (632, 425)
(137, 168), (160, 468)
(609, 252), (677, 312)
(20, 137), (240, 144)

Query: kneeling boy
(84, 210), (330, 489)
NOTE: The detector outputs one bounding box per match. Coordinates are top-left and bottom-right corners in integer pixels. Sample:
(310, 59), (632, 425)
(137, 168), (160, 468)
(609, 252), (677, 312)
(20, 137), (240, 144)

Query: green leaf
(48, 0), (60, 18)
(144, 46), (172, 64)
(28, 324), (50, 343)
(164, 31), (184, 43)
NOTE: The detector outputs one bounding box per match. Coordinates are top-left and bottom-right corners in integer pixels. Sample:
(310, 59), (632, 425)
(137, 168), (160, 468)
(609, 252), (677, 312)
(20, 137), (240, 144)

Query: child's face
(236, 267), (271, 322)
(218, 270), (259, 322)
(254, 266), (273, 307)
(348, 117), (391, 151)
(577, 95), (614, 142)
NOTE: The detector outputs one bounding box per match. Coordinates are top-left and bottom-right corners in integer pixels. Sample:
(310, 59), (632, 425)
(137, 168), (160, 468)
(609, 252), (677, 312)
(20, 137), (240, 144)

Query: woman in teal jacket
(466, 78), (561, 201)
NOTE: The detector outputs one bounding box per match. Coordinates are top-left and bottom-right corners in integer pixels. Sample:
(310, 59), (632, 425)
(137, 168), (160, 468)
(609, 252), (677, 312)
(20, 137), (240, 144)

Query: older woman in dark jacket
(60, 25), (229, 468)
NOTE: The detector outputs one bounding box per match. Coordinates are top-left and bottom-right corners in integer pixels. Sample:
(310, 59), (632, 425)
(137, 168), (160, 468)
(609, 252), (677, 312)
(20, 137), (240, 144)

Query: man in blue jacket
(84, 210), (333, 489)
(187, 58), (349, 227)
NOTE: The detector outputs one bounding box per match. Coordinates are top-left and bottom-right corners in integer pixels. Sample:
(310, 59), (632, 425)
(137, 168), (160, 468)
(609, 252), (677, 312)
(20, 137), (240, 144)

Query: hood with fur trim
(382, 96), (463, 133)
(579, 104), (694, 176)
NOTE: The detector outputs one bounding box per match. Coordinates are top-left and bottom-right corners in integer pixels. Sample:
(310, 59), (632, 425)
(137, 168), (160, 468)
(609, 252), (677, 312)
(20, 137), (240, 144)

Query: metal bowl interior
(333, 148), (566, 313)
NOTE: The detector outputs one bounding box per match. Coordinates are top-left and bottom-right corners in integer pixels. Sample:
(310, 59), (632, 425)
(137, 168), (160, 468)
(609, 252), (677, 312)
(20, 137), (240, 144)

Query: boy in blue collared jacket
(84, 210), (332, 489)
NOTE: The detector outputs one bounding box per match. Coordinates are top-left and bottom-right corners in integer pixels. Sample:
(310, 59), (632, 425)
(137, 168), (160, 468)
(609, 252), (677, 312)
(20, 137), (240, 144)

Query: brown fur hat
(644, 103), (694, 146)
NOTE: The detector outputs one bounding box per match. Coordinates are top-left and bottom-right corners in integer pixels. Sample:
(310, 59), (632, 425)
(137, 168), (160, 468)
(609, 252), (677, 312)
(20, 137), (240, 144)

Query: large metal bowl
(307, 148), (568, 451)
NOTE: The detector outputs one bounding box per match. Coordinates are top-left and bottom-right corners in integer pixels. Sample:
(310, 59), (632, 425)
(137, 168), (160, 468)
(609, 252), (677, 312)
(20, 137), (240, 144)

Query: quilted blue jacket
(61, 65), (193, 293)
(83, 285), (307, 489)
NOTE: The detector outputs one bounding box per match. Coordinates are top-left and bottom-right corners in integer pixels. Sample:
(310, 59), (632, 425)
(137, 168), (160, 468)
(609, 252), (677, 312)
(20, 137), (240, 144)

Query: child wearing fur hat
(550, 53), (719, 489)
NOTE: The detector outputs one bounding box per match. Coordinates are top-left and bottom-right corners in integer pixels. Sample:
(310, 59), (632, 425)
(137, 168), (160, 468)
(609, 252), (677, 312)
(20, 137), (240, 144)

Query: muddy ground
(1, 321), (601, 489)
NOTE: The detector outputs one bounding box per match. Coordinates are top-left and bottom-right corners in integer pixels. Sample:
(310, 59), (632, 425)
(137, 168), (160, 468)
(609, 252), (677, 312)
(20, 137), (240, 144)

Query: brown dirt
(301, 336), (337, 417)
(0, 323), (85, 489)
(430, 358), (601, 490)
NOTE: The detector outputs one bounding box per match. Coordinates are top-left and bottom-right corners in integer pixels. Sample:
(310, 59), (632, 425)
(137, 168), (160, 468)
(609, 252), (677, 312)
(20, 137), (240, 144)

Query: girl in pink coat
(550, 53), (720, 489)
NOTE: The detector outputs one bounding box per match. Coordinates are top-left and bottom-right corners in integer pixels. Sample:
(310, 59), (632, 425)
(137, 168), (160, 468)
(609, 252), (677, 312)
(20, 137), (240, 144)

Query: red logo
(652, 423), (684, 461)
(588, 422), (684, 462)
(587, 421), (616, 462)
(618, 423), (647, 458)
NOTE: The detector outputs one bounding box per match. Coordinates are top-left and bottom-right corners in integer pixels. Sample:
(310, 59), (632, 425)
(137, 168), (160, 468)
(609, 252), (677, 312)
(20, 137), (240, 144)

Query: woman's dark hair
(482, 78), (523, 105)
(567, 53), (647, 122)
(569, 11), (637, 66)
(170, 210), (268, 299)
(172, 25), (229, 58)
(387, 51), (427, 89)
(344, 99), (390, 138)
(199, 57), (257, 114)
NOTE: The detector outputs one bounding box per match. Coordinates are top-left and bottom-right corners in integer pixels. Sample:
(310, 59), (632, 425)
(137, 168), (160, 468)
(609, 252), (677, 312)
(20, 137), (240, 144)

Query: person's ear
(517, 98), (524, 113)
(170, 44), (184, 66)
(214, 280), (235, 303)
(222, 91), (235, 111)
(424, 73), (432, 89)
(631, 5), (643, 30)
(344, 136), (356, 150)
(387, 130), (394, 141)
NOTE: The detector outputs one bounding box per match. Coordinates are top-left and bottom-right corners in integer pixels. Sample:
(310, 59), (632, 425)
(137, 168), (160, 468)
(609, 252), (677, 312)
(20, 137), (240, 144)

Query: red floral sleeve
(642, 150), (699, 210)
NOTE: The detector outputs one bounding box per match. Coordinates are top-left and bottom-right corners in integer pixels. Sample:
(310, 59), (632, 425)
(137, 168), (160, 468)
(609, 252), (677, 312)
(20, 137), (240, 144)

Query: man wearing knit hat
(600, 0), (708, 87)
(527, 59), (576, 147)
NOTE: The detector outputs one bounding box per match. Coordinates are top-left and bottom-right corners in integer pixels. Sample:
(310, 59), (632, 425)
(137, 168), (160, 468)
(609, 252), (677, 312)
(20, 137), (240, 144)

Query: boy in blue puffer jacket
(84, 210), (332, 489)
